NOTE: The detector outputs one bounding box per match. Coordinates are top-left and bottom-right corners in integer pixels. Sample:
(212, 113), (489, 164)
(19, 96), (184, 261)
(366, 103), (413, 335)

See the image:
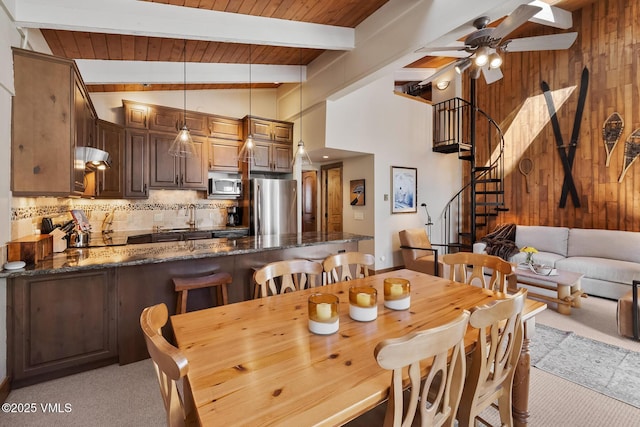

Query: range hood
(75, 147), (111, 170)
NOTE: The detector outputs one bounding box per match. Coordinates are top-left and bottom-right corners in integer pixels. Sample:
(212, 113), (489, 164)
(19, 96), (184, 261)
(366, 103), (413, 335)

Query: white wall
(326, 75), (461, 270)
(342, 155), (375, 256)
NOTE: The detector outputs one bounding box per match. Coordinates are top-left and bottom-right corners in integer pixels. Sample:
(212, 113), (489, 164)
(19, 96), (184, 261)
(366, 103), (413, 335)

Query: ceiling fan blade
(416, 42), (466, 53)
(418, 62), (456, 86)
(482, 66), (503, 85)
(491, 4), (543, 41)
(503, 32), (578, 52)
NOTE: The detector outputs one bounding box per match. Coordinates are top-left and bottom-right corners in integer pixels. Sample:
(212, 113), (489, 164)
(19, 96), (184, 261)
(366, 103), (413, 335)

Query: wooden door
(322, 163), (343, 232)
(302, 170), (317, 232)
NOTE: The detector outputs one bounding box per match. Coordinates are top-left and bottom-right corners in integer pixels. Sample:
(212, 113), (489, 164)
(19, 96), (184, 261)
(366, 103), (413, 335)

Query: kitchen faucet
(102, 209), (115, 234)
(187, 204), (197, 230)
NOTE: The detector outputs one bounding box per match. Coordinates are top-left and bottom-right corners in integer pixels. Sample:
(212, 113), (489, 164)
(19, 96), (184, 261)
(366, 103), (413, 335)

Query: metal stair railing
(432, 96), (506, 252)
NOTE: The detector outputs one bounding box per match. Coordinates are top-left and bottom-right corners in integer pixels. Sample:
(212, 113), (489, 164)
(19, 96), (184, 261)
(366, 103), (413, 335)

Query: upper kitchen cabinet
(208, 116), (242, 140)
(209, 139), (241, 172)
(124, 129), (149, 198)
(243, 116), (294, 173)
(149, 106), (208, 137)
(123, 101), (149, 129)
(83, 120), (126, 199)
(149, 132), (207, 190)
(244, 116), (293, 144)
(12, 48), (97, 197)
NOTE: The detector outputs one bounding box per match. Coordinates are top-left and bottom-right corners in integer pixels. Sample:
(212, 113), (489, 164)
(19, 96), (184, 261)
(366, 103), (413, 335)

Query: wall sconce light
(435, 80), (450, 90)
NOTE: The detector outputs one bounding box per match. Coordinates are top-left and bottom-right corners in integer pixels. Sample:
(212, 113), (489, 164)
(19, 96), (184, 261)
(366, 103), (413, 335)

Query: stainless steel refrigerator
(249, 178), (297, 236)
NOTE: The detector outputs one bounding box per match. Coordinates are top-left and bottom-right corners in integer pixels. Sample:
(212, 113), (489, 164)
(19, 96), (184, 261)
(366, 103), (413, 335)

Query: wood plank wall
(470, 0), (640, 233)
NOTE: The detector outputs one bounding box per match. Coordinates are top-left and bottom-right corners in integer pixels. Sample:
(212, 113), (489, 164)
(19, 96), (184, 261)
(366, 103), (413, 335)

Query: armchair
(399, 228), (443, 277)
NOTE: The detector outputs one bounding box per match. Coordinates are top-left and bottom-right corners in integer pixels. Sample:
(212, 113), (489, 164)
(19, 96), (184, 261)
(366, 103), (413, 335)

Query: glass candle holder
(383, 278), (411, 310)
(348, 286), (378, 322)
(308, 293), (339, 335)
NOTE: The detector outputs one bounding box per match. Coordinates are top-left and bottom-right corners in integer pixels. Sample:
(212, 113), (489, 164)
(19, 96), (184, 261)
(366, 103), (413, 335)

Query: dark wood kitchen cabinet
(84, 120), (126, 198)
(149, 132), (207, 190)
(149, 106), (208, 137)
(243, 116), (293, 173)
(209, 139), (241, 172)
(8, 269), (117, 387)
(208, 115), (242, 140)
(124, 129), (149, 198)
(123, 100), (149, 129)
(11, 48), (97, 197)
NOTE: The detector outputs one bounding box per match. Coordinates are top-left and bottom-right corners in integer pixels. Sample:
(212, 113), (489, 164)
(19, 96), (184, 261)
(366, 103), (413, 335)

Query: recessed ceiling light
(322, 155), (329, 159)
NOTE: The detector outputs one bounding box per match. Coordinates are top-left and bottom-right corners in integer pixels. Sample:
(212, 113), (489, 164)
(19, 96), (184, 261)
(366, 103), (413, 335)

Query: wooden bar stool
(173, 272), (232, 315)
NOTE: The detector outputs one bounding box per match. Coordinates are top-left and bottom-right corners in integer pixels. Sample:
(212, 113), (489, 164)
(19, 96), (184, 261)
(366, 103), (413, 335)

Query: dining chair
(373, 311), (470, 427)
(172, 271), (232, 314)
(253, 259), (323, 298)
(322, 251), (375, 284)
(456, 289), (527, 427)
(140, 303), (197, 427)
(441, 252), (513, 293)
(399, 228), (442, 277)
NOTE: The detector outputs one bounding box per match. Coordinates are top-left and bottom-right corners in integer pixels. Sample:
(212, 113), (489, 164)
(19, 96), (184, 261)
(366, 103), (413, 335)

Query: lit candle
(356, 292), (371, 307)
(316, 303), (332, 321)
(389, 283), (404, 297)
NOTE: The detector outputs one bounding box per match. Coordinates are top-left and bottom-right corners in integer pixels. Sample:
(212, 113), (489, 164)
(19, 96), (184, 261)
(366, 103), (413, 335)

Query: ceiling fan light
(474, 46), (489, 67)
(489, 52), (503, 69)
(455, 58), (472, 74)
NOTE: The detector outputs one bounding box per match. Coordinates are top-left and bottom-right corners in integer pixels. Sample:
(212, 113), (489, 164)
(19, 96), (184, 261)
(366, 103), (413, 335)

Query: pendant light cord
(249, 44), (252, 117)
(299, 48), (302, 142)
(183, 39), (187, 126)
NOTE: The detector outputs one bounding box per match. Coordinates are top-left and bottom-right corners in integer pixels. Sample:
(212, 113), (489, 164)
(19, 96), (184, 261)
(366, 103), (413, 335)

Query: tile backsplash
(11, 190), (238, 239)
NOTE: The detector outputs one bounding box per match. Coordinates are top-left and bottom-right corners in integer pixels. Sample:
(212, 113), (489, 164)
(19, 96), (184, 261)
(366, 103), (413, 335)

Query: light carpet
(531, 324), (640, 409)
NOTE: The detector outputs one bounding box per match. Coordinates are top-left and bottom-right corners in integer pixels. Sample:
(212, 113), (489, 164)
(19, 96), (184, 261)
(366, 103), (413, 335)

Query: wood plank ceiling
(38, 0), (597, 93)
(41, 0), (389, 92)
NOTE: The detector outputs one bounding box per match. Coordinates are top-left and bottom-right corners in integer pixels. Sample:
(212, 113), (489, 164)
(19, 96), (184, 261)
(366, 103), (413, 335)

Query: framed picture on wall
(391, 166), (417, 213)
(350, 179), (365, 206)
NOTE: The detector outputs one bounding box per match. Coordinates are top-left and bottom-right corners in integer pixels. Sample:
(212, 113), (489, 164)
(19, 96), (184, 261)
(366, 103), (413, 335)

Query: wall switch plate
(384, 194), (389, 201)
(154, 213), (163, 222)
(354, 211), (364, 220)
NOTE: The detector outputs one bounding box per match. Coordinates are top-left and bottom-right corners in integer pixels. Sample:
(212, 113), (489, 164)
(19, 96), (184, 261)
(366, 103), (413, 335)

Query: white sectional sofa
(473, 225), (640, 300)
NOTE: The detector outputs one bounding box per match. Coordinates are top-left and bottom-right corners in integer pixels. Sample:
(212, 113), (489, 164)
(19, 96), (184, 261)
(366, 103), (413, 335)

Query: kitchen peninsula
(3, 231), (372, 388)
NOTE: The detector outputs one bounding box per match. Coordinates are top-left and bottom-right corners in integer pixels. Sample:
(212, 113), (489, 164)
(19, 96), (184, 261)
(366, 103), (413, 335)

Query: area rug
(530, 324), (640, 409)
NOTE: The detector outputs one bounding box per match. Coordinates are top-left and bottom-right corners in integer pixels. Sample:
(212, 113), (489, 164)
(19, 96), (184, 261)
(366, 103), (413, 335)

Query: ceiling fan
(417, 4), (578, 86)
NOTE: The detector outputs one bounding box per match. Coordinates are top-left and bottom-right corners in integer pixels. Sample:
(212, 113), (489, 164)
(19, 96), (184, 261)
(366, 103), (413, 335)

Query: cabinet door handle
(176, 174), (179, 185)
(144, 184), (148, 194)
(143, 115), (147, 127)
(176, 120), (179, 131)
(181, 174), (184, 186)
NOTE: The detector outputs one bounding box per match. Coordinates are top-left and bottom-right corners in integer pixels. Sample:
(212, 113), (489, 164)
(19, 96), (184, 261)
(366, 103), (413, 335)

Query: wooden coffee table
(508, 266), (585, 315)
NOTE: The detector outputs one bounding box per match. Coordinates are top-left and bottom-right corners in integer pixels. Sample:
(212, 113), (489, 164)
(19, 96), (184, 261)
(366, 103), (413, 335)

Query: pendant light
(292, 48), (312, 166)
(238, 44), (255, 163)
(168, 39), (196, 158)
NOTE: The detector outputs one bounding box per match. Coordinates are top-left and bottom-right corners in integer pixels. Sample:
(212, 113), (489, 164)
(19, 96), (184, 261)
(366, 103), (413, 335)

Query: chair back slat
(442, 252), (513, 293)
(457, 289), (527, 427)
(323, 252), (375, 284)
(254, 259), (323, 298)
(374, 311), (470, 427)
(140, 303), (194, 427)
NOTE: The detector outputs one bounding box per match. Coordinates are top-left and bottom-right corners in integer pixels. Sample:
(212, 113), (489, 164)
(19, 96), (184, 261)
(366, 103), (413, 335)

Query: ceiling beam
(14, 0), (355, 51)
(75, 60), (305, 85)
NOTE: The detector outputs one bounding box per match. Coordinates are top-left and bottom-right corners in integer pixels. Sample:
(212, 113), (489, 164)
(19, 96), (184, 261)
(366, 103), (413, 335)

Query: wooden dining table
(171, 269), (547, 427)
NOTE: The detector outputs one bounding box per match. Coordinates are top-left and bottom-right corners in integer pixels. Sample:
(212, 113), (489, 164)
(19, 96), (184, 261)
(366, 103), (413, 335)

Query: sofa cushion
(556, 257), (640, 285)
(515, 225), (569, 257)
(567, 228), (640, 263)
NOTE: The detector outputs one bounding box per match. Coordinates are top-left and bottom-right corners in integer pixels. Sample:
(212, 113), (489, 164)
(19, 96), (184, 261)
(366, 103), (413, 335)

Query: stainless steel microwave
(209, 178), (242, 198)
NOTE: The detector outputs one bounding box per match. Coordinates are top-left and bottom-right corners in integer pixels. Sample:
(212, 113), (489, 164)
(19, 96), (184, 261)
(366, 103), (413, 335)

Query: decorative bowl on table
(532, 264), (553, 276)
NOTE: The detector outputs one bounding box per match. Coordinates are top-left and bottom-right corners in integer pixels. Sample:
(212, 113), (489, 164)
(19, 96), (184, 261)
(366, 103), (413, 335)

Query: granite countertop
(0, 232), (372, 278)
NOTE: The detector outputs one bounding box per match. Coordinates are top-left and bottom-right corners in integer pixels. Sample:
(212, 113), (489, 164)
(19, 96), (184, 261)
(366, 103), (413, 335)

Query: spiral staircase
(432, 85), (507, 252)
